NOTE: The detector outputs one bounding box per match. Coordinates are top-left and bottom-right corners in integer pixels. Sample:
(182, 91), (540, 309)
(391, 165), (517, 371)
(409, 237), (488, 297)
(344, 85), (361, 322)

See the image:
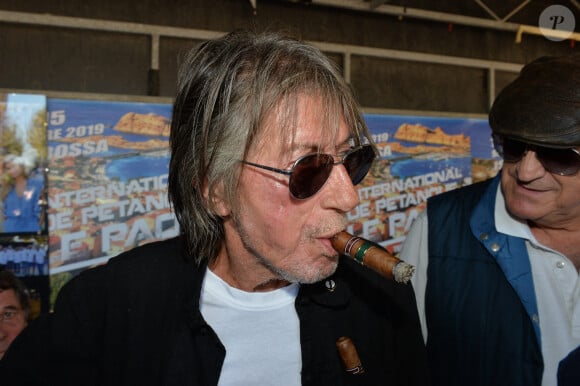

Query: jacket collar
(469, 173), (541, 346)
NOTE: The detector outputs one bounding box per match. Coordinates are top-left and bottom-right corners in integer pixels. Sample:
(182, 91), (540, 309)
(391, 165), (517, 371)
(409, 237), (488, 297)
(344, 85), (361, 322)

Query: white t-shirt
(401, 185), (580, 386)
(199, 268), (301, 386)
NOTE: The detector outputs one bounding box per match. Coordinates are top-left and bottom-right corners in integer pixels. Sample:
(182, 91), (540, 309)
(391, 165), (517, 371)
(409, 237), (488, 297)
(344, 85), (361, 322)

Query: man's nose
(323, 164), (360, 211)
(515, 150), (547, 180)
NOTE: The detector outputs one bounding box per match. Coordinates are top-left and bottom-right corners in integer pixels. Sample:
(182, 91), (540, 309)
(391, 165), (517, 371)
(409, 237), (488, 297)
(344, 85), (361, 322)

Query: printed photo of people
(0, 236), (48, 277)
(1, 94), (50, 314)
(0, 234), (50, 314)
(0, 93), (48, 235)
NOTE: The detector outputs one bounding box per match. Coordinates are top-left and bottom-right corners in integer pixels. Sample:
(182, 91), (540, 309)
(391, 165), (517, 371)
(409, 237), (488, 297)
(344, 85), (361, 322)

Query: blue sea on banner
(105, 153), (170, 181)
(46, 98), (173, 181)
(388, 153), (472, 182)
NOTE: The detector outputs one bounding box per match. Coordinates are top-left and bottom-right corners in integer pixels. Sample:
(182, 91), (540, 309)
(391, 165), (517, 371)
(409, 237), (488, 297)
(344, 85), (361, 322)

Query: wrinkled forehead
(251, 92), (353, 156)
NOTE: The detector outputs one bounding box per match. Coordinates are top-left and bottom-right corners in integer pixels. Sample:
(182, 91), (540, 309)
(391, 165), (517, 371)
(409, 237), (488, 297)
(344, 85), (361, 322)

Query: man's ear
(203, 179), (231, 217)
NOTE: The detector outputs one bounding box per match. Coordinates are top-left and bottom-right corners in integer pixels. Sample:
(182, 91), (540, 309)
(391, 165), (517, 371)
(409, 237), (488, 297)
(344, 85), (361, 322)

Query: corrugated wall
(0, 0), (576, 114)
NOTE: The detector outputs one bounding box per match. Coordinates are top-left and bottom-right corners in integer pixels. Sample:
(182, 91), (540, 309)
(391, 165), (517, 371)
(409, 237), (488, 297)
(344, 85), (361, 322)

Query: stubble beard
(233, 218), (340, 285)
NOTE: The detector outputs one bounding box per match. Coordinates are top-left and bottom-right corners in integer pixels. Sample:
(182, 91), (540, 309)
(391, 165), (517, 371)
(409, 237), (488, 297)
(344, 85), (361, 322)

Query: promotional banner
(43, 98), (501, 303)
(352, 114), (500, 254)
(46, 99), (178, 297)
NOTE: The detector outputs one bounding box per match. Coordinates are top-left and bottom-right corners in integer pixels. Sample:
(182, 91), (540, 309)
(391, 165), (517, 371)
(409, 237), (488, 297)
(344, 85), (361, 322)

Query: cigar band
(346, 365), (365, 375)
(344, 236), (360, 256)
(354, 242), (372, 264)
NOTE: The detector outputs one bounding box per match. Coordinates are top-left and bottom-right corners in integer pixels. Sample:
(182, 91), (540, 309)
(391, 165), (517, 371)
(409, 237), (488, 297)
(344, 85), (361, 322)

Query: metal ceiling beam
(248, 0), (257, 14)
(516, 25), (580, 43)
(474, 0), (501, 21)
(370, 0), (389, 10)
(501, 0), (532, 22)
(0, 10), (223, 71)
(310, 0), (580, 42)
(311, 0), (523, 32)
(0, 8), (524, 115)
(473, 0), (532, 23)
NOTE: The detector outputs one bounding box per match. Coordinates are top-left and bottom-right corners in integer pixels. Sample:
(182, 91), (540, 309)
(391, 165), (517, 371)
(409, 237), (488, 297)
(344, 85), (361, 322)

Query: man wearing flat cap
(400, 53), (580, 386)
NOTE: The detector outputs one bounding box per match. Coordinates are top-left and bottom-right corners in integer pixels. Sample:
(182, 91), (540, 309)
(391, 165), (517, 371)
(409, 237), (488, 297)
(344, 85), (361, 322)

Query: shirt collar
(494, 182), (538, 243)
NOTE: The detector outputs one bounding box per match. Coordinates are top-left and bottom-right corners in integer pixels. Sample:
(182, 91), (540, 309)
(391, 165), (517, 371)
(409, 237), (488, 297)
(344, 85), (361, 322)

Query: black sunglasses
(241, 145), (376, 199)
(493, 135), (580, 176)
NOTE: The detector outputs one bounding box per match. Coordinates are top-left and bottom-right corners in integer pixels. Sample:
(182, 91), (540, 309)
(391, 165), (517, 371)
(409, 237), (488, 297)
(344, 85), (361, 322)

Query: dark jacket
(558, 345), (580, 386)
(425, 175), (543, 386)
(1, 236), (429, 386)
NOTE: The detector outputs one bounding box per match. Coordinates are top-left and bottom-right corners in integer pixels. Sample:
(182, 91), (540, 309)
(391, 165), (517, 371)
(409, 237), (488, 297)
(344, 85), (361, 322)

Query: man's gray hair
(168, 30), (372, 264)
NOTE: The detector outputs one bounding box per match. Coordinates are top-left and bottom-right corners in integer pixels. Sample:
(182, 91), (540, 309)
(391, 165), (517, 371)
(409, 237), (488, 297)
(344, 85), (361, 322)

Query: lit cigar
(336, 336), (365, 375)
(331, 231), (415, 283)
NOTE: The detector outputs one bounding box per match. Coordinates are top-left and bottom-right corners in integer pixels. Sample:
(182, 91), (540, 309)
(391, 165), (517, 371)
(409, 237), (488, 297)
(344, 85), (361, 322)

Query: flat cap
(489, 54), (580, 148)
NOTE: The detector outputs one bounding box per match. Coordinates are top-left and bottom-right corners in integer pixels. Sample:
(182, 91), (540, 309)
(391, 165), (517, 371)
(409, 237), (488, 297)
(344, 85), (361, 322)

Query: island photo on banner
(356, 113), (501, 254)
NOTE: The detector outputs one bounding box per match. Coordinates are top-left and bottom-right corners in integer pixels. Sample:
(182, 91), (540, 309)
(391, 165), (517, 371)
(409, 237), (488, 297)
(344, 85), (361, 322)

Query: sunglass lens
(501, 138), (527, 162)
(537, 147), (580, 176)
(344, 146), (375, 185)
(290, 154), (333, 199)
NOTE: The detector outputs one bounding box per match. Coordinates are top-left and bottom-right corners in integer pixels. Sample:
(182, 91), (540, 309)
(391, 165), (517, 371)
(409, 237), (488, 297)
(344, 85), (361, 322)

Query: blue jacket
(425, 175), (543, 386)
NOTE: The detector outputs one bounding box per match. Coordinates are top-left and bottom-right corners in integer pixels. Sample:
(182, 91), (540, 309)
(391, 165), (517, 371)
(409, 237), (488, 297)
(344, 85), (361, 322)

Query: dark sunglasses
(493, 134), (580, 176)
(241, 145), (376, 199)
